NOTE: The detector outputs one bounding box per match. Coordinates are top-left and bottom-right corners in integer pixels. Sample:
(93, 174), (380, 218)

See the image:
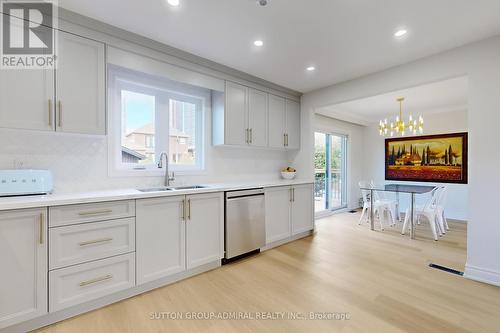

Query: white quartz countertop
(0, 179), (314, 211)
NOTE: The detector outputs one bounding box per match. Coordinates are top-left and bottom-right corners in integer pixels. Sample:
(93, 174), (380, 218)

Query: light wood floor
(36, 212), (500, 333)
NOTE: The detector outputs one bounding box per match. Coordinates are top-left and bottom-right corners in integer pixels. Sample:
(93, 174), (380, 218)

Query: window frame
(107, 66), (206, 177)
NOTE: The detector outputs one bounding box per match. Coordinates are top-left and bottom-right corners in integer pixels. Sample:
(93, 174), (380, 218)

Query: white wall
(297, 35), (500, 286)
(314, 114), (364, 210)
(363, 109), (468, 220)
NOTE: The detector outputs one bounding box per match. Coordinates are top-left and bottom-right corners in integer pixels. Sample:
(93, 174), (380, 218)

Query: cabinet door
(136, 196), (185, 285)
(56, 31), (105, 134)
(285, 99), (301, 150)
(291, 184), (314, 235)
(248, 88), (268, 147)
(0, 208), (47, 329)
(186, 192), (223, 269)
(268, 94), (286, 148)
(225, 81), (248, 145)
(265, 186), (291, 244)
(0, 15), (54, 131)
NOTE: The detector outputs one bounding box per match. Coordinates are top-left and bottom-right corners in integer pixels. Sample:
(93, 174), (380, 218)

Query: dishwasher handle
(226, 188), (264, 199)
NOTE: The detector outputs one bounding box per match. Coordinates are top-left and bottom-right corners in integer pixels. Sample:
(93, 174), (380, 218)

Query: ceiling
(315, 76), (468, 125)
(58, 0), (500, 93)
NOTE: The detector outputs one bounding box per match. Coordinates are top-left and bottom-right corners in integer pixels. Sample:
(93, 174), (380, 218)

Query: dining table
(359, 184), (437, 239)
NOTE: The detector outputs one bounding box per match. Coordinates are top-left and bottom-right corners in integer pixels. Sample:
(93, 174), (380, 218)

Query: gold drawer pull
(79, 237), (113, 246)
(78, 209), (113, 216)
(79, 274), (113, 287)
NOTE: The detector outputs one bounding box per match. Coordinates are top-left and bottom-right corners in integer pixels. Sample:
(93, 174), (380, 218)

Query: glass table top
(360, 184), (436, 194)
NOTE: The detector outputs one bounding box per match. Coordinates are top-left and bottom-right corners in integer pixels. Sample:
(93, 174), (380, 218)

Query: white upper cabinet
(285, 99), (301, 150)
(0, 27), (105, 135)
(186, 192), (224, 269)
(0, 16), (54, 132)
(0, 68), (54, 131)
(136, 196), (186, 285)
(224, 81), (248, 146)
(268, 94), (286, 148)
(248, 88), (268, 147)
(56, 31), (105, 134)
(213, 81), (298, 149)
(0, 208), (47, 329)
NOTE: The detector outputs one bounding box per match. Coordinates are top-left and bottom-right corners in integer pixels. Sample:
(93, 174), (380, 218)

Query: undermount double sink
(137, 185), (207, 193)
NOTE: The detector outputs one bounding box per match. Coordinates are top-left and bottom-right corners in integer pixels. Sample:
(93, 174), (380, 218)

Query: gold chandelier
(379, 97), (424, 136)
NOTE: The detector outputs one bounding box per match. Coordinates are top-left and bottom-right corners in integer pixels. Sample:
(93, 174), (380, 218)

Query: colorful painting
(385, 132), (468, 183)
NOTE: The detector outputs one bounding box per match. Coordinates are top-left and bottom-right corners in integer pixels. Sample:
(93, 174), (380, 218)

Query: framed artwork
(385, 132), (468, 184)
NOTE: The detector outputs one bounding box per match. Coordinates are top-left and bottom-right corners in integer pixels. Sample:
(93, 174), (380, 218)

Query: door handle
(285, 134), (289, 147)
(250, 128), (253, 144)
(284, 133), (287, 147)
(48, 99), (52, 127)
(39, 212), (44, 244)
(181, 199), (185, 221)
(57, 100), (62, 127)
(187, 199), (191, 220)
(292, 188), (295, 202)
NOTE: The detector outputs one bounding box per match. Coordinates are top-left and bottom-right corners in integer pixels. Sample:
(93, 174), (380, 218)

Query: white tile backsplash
(0, 129), (291, 193)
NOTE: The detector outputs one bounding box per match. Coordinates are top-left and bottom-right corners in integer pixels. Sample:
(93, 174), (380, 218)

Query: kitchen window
(108, 66), (206, 175)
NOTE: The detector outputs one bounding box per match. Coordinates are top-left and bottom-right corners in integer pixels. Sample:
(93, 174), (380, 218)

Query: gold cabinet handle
(292, 188), (295, 202)
(187, 199), (191, 220)
(286, 133), (289, 147)
(181, 199), (185, 221)
(79, 237), (113, 247)
(78, 209), (113, 216)
(79, 274), (113, 287)
(48, 99), (52, 127)
(57, 100), (62, 127)
(284, 133), (287, 147)
(250, 128), (253, 144)
(39, 212), (44, 244)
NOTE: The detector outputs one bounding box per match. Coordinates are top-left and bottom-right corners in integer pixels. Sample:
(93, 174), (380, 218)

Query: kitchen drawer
(49, 218), (135, 270)
(49, 200), (135, 227)
(49, 253), (135, 312)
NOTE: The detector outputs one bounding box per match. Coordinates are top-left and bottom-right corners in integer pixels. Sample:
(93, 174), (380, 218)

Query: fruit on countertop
(281, 167), (296, 172)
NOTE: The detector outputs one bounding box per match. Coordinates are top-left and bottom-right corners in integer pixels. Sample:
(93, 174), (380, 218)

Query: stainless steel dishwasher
(224, 188), (265, 261)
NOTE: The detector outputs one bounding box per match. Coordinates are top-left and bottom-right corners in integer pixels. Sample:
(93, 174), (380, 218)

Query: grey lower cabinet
(0, 208), (48, 329)
(265, 184), (314, 244)
(136, 192), (223, 285)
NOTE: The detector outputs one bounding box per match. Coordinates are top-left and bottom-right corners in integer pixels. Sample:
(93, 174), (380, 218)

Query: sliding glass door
(314, 132), (347, 215)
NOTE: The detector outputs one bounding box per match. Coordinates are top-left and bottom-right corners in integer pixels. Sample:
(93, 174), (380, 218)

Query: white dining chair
(358, 181), (393, 231)
(370, 181), (398, 226)
(402, 187), (441, 240)
(436, 186), (449, 233)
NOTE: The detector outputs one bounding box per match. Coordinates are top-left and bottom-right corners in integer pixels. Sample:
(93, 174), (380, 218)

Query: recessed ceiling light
(306, 66), (316, 71)
(394, 29), (408, 38)
(167, 0), (180, 6)
(254, 40), (264, 47)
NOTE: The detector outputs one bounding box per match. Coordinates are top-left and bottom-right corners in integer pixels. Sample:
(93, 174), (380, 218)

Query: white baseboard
(464, 264), (500, 287)
(261, 230), (313, 251)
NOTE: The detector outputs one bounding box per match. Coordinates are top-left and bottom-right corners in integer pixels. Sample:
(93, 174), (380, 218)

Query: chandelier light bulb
(378, 97), (423, 137)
